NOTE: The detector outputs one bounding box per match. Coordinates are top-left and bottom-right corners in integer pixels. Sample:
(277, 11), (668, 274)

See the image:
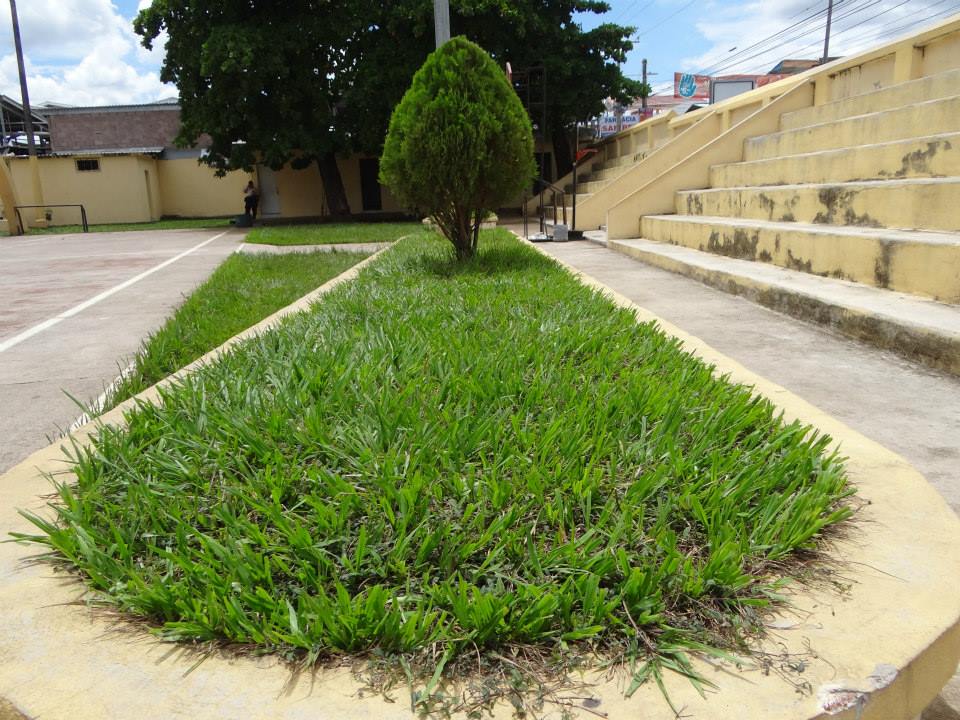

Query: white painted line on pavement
(0, 231), (229, 354)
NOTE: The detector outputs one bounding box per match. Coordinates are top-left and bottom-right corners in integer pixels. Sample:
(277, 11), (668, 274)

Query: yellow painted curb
(1, 236), (958, 719)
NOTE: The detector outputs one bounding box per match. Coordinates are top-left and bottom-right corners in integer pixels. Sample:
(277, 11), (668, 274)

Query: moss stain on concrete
(706, 228), (760, 259)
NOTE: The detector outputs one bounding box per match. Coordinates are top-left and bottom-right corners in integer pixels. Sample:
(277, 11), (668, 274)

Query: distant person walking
(243, 180), (259, 219)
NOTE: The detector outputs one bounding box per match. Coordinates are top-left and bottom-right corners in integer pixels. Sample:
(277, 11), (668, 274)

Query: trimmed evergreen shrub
(380, 37), (535, 259)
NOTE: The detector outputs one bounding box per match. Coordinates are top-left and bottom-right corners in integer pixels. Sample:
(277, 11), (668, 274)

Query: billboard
(674, 72), (790, 102)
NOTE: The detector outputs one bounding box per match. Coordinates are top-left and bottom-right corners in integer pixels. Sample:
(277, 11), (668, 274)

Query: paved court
(0, 229), (244, 473)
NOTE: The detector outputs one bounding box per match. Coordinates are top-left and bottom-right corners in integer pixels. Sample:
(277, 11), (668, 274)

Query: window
(75, 159), (100, 172)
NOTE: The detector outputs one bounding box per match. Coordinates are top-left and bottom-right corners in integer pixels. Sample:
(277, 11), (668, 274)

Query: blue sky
(2, 1), (958, 106)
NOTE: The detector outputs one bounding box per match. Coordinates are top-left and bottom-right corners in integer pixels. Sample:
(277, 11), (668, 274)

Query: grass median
(102, 249), (369, 410)
(21, 229), (853, 712)
(244, 220), (421, 246)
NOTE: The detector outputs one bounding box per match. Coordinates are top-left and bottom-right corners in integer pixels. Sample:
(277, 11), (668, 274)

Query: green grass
(22, 217), (233, 235)
(102, 250), (369, 410)
(245, 221), (421, 246)
(20, 230), (852, 710)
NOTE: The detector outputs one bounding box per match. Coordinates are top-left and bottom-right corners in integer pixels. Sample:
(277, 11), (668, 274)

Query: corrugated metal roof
(42, 102), (179, 115)
(50, 147), (165, 157)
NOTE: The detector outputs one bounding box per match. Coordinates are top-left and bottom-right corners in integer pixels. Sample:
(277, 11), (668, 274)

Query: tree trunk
(317, 152), (351, 217)
(551, 123), (574, 180)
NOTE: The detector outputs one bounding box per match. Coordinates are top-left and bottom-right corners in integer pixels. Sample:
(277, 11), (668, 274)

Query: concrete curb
(0, 237), (958, 719)
(607, 237), (960, 377)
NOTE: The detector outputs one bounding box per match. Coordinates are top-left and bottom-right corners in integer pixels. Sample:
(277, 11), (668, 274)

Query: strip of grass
(21, 230), (852, 709)
(22, 217), (233, 236)
(102, 249), (369, 410)
(245, 221), (421, 245)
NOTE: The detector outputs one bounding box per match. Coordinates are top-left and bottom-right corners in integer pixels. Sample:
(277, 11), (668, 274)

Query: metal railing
(14, 204), (88, 233)
(523, 177), (567, 237)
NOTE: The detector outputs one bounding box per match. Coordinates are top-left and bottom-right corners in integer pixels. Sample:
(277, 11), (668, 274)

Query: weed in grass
(101, 250), (368, 411)
(17, 229), (854, 716)
(244, 221), (422, 246)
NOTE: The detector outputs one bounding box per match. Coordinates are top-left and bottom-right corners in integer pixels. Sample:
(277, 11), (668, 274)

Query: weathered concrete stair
(607, 237), (960, 376)
(744, 94), (960, 161)
(710, 132), (960, 187)
(676, 177), (960, 231)
(779, 67), (960, 130)
(641, 215), (960, 302)
(611, 65), (960, 375)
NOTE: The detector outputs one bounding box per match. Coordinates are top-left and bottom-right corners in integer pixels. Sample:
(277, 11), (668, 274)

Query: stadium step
(710, 132), (960, 188)
(640, 214), (960, 303)
(675, 177), (960, 232)
(605, 237), (960, 376)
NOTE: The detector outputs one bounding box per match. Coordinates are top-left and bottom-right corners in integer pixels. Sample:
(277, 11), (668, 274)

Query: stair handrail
(532, 177), (567, 231)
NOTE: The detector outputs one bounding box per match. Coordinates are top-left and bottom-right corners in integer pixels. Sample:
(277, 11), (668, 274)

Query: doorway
(359, 158), (382, 212)
(256, 166), (281, 216)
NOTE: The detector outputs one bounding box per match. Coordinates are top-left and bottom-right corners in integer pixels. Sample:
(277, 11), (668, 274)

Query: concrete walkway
(527, 236), (960, 720)
(0, 229), (244, 474)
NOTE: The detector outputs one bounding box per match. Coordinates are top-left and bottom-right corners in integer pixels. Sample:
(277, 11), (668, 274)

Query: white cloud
(0, 0), (171, 106)
(679, 0), (959, 77)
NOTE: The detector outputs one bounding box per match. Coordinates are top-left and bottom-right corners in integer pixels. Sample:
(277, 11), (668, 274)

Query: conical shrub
(380, 37), (535, 259)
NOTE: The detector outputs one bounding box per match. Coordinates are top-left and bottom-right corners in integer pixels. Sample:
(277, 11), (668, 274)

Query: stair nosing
(643, 214), (960, 244)
(676, 176), (960, 195)
(609, 237), (960, 334)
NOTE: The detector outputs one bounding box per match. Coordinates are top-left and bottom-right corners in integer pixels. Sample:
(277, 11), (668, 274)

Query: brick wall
(48, 107), (183, 152)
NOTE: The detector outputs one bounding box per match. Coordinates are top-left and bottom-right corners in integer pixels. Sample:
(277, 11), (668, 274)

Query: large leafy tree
(135, 0), (642, 215)
(135, 0), (357, 215)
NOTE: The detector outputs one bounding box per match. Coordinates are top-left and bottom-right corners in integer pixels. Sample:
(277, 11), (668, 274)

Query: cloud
(0, 0), (171, 106)
(679, 0), (958, 77)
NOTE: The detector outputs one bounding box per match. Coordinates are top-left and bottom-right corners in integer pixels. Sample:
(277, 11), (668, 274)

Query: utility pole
(642, 58), (648, 111)
(9, 0), (35, 157)
(822, 0), (834, 64)
(8, 0), (46, 229)
(434, 0), (450, 48)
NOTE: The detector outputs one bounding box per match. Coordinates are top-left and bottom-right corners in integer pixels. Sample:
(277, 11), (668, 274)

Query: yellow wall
(7, 155), (154, 226)
(157, 158), (252, 218)
(2, 152), (408, 228)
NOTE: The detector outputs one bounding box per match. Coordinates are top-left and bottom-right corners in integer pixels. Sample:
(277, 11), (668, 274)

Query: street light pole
(822, 0), (834, 64)
(9, 0), (36, 157)
(642, 58), (648, 111)
(434, 0), (450, 48)
(8, 0), (46, 229)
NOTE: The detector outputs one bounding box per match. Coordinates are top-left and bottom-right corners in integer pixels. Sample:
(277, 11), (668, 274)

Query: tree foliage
(134, 0), (640, 213)
(380, 38), (535, 259)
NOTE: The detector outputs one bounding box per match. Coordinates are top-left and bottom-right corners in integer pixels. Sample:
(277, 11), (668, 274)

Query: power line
(609, 0), (658, 24)
(694, 0), (845, 76)
(788, 0), (958, 57)
(698, 0), (885, 77)
(631, 0), (698, 39)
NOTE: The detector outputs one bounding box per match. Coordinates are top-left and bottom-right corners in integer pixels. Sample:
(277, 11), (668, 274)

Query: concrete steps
(641, 215), (960, 302)
(710, 132), (960, 187)
(780, 68), (960, 131)
(744, 95), (960, 161)
(606, 237), (960, 376)
(676, 177), (960, 232)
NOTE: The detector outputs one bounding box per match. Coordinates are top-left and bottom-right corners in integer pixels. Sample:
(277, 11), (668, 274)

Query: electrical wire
(609, 0), (658, 24)
(787, 0), (958, 57)
(694, 0), (848, 76)
(630, 0), (699, 39)
(699, 0), (888, 76)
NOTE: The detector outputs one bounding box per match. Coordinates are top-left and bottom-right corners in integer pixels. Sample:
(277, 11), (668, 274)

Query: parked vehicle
(1, 132), (51, 155)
